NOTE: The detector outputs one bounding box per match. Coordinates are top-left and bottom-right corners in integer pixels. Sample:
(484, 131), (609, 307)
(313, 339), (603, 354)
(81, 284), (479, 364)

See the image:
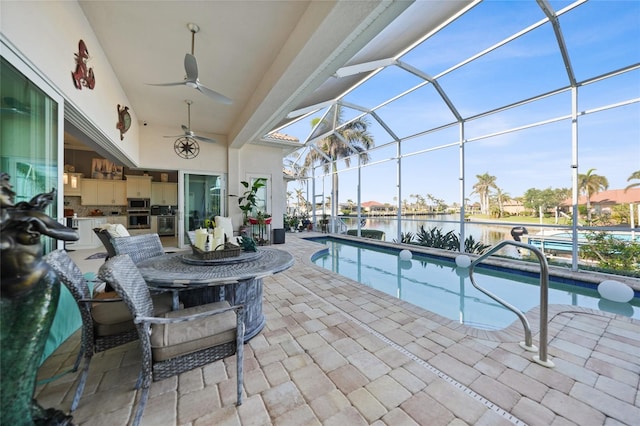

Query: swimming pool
(309, 237), (640, 330)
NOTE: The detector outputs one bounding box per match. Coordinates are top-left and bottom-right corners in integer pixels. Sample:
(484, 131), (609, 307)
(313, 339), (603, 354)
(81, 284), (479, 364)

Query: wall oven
(127, 210), (151, 229)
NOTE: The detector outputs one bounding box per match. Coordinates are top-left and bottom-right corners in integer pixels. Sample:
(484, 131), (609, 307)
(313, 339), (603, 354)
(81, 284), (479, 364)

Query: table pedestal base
(179, 278), (265, 342)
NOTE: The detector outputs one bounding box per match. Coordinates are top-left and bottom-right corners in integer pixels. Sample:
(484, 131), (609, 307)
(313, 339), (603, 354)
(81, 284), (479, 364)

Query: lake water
(340, 214), (515, 246)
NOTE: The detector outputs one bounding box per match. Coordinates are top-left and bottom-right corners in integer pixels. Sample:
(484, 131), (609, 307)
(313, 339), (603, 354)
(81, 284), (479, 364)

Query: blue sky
(282, 0), (640, 206)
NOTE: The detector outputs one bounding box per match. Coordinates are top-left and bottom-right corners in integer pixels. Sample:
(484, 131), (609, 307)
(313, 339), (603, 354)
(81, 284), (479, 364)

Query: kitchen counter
(65, 216), (127, 250)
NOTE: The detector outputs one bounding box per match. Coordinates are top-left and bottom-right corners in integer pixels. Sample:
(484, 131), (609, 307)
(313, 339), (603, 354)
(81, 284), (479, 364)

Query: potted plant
(288, 215), (299, 232)
(320, 213), (329, 232)
(238, 178), (266, 226)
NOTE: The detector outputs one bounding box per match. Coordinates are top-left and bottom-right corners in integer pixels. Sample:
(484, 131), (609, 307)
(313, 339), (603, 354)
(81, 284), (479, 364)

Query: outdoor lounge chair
(43, 250), (174, 412)
(98, 254), (244, 426)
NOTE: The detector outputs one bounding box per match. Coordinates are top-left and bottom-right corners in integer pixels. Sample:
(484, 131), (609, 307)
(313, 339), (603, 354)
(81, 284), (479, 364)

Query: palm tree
(578, 168), (609, 222)
(302, 106), (374, 220)
(625, 170), (640, 192)
(294, 188), (307, 213)
(471, 173), (497, 215)
(495, 187), (510, 218)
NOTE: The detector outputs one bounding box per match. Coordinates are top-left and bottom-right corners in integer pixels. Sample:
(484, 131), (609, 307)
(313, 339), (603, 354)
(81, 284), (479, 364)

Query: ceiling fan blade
(184, 53), (199, 81)
(163, 134), (184, 138)
(195, 82), (232, 105)
(181, 124), (190, 133)
(194, 134), (217, 143)
(146, 81), (187, 87)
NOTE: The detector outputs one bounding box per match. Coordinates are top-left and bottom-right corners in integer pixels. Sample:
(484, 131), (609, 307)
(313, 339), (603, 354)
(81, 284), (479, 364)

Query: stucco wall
(1, 1), (140, 163)
(1, 1), (286, 230)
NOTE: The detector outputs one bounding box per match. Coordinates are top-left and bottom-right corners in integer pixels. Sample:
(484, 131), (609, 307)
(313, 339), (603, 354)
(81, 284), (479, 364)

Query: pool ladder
(468, 240), (555, 368)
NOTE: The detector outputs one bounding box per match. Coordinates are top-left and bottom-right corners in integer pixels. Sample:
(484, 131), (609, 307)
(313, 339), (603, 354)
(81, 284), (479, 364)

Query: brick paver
(36, 234), (640, 425)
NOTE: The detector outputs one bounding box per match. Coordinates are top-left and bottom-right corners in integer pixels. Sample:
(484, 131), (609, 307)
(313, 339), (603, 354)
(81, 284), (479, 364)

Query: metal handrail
(467, 240), (554, 368)
(333, 217), (348, 234)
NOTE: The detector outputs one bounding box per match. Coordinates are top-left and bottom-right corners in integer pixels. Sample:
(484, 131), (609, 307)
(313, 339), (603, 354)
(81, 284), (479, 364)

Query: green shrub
(580, 231), (640, 273)
(394, 232), (415, 244)
(346, 229), (385, 240)
(414, 226), (489, 254)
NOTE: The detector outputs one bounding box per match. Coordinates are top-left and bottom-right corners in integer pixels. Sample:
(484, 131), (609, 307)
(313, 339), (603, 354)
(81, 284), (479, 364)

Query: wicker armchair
(43, 250), (174, 412)
(98, 255), (244, 426)
(111, 233), (165, 264)
(93, 228), (118, 260)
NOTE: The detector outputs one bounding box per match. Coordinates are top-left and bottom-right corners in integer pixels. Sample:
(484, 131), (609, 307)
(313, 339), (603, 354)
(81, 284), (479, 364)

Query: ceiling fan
(164, 99), (216, 143)
(147, 23), (232, 105)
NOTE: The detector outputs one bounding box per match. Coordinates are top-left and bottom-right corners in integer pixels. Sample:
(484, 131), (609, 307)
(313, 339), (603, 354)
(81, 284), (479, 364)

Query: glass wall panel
(560, 0), (640, 82)
(402, 146), (459, 212)
(465, 120), (573, 217)
(401, 127), (458, 156)
(358, 159), (398, 239)
(375, 83), (458, 139)
(577, 106), (640, 202)
(1, 57), (59, 253)
(343, 66), (422, 110)
(401, 1), (546, 77)
(578, 69), (640, 112)
(438, 23), (569, 117)
(465, 91), (571, 140)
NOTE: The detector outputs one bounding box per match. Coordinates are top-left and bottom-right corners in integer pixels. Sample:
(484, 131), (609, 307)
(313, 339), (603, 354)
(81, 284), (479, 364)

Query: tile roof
(562, 188), (640, 205)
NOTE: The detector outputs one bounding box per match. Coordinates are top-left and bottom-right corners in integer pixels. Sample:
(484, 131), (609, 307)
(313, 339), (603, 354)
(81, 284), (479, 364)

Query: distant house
(561, 188), (640, 214)
(361, 201), (387, 215)
(503, 200), (525, 215)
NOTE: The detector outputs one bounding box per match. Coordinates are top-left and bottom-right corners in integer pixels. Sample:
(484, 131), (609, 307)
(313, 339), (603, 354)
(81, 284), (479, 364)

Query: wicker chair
(93, 227), (118, 260)
(43, 250), (174, 412)
(111, 233), (165, 264)
(98, 254), (244, 426)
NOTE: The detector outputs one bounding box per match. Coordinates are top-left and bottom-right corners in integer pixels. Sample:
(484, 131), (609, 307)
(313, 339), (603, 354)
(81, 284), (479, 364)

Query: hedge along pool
(309, 237), (639, 330)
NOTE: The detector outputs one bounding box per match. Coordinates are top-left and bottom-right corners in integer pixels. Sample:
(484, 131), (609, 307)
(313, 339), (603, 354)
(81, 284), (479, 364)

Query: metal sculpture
(71, 39), (95, 90)
(510, 226), (528, 242)
(1, 172), (78, 424)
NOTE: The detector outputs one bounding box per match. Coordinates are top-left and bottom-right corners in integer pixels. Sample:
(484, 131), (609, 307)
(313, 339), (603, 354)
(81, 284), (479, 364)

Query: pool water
(310, 238), (639, 330)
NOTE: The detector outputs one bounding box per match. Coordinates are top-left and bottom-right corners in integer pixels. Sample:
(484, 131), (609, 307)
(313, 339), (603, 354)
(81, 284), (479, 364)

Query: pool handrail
(468, 240), (554, 368)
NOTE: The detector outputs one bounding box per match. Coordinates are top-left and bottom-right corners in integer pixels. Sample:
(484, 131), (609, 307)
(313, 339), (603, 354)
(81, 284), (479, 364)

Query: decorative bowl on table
(190, 243), (241, 260)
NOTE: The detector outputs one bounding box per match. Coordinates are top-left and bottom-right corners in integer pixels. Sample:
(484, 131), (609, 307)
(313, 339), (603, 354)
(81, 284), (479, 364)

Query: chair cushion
(92, 291), (174, 336)
(98, 223), (130, 238)
(150, 301), (237, 362)
(214, 216), (239, 246)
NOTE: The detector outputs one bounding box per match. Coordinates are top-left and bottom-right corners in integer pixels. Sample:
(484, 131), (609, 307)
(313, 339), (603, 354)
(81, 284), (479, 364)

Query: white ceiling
(74, 0), (472, 151)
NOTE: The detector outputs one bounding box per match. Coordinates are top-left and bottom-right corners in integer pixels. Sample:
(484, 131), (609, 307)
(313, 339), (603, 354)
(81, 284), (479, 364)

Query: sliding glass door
(1, 52), (64, 253)
(178, 171), (226, 247)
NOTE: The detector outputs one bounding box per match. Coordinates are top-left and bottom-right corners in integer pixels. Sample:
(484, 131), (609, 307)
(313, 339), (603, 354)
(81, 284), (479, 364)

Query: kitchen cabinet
(150, 216), (158, 234)
(81, 179), (126, 206)
(126, 175), (152, 199)
(63, 173), (82, 196)
(151, 182), (177, 205)
(80, 179), (98, 205)
(65, 217), (107, 250)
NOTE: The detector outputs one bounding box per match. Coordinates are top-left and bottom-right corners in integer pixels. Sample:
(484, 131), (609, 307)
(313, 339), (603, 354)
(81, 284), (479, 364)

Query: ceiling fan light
(185, 82), (197, 89)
